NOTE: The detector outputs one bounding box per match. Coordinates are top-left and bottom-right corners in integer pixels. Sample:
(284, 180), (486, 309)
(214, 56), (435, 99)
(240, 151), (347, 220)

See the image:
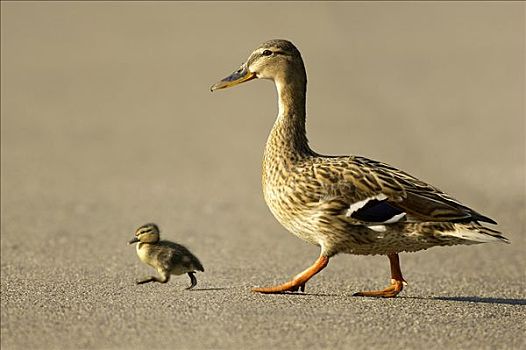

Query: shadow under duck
(210, 39), (508, 297)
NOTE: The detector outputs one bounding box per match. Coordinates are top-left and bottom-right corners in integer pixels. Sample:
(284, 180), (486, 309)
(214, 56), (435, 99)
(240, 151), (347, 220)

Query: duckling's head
(210, 39), (305, 91)
(128, 223), (160, 245)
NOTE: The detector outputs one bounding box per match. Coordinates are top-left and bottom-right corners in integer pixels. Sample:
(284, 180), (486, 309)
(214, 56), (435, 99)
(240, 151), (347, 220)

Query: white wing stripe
(368, 225), (387, 232)
(383, 212), (406, 223)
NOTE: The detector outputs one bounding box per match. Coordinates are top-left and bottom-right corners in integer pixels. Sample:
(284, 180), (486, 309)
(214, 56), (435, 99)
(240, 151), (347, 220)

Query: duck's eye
(262, 50), (272, 56)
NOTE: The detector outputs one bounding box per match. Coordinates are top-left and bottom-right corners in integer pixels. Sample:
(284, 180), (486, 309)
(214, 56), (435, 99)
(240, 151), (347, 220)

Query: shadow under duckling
(128, 223), (204, 289)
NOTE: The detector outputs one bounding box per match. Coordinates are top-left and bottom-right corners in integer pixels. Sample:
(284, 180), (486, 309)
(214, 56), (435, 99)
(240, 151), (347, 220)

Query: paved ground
(1, 3), (525, 350)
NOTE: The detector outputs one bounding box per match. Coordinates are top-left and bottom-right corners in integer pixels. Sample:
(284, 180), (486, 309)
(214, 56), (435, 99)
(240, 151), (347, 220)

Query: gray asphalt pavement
(1, 3), (525, 349)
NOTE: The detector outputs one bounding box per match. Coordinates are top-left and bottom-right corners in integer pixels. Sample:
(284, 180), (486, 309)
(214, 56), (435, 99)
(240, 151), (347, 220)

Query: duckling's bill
(210, 65), (256, 91)
(128, 237), (139, 245)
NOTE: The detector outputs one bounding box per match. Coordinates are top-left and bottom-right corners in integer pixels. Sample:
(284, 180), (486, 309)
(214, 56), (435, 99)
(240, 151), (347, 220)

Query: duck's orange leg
(252, 255), (329, 293)
(353, 253), (406, 298)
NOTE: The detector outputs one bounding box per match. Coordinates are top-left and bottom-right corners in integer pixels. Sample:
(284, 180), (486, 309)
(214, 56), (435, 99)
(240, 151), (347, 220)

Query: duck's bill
(128, 237), (139, 245)
(210, 65), (256, 91)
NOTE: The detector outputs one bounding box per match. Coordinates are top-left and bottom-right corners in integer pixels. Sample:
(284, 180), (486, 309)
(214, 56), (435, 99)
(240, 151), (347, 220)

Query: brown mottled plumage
(128, 223), (204, 289)
(211, 39), (508, 297)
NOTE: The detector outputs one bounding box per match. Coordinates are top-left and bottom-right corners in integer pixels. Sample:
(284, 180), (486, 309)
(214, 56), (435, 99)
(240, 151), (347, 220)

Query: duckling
(128, 223), (204, 289)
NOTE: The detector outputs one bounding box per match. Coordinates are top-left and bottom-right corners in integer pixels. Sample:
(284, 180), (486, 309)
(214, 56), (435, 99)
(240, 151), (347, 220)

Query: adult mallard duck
(210, 39), (508, 297)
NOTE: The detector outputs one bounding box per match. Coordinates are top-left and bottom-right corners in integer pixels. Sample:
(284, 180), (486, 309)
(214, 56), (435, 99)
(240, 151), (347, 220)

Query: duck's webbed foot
(353, 253), (406, 298)
(252, 255), (328, 294)
(186, 272), (197, 290)
(252, 280), (306, 293)
(353, 279), (406, 298)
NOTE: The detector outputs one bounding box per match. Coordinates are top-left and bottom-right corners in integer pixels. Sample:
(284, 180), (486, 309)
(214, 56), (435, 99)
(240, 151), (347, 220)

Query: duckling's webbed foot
(136, 276), (156, 284)
(186, 272), (197, 290)
(353, 253), (406, 298)
(252, 255), (328, 294)
(136, 274), (169, 285)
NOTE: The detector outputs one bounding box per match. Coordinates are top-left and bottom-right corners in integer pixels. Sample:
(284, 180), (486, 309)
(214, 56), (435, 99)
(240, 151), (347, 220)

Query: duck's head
(210, 39), (305, 91)
(128, 223), (160, 245)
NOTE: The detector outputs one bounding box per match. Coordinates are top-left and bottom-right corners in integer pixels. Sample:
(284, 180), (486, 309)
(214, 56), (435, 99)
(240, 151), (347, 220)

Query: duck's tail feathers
(444, 224), (510, 244)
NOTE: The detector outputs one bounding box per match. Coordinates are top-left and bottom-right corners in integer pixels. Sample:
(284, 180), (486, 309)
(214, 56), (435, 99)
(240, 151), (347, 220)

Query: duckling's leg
(136, 271), (170, 285)
(186, 272), (197, 290)
(353, 253), (406, 298)
(252, 255), (329, 293)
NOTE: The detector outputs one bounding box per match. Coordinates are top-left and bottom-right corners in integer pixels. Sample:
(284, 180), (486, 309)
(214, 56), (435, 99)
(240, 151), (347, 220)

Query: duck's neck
(265, 75), (312, 162)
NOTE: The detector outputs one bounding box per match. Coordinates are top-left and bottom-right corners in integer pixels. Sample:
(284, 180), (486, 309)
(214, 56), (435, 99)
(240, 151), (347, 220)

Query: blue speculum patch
(351, 199), (404, 223)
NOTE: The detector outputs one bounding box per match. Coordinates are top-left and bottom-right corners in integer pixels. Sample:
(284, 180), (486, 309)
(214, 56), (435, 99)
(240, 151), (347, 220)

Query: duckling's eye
(262, 50), (273, 57)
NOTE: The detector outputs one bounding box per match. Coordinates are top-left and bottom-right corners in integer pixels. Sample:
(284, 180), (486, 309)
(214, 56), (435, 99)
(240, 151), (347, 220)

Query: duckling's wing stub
(160, 241), (204, 272)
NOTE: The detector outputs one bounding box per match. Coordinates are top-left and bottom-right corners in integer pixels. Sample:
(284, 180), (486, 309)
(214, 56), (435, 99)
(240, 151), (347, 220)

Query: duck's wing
(313, 156), (496, 225)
